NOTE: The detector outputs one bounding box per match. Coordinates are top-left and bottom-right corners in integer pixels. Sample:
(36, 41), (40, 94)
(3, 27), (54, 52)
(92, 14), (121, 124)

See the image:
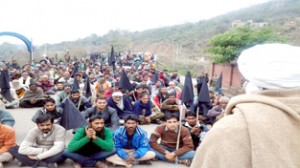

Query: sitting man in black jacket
(82, 97), (120, 131)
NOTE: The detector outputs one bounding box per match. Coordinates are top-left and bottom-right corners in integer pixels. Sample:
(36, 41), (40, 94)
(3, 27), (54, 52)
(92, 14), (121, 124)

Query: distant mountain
(1, 0), (300, 74)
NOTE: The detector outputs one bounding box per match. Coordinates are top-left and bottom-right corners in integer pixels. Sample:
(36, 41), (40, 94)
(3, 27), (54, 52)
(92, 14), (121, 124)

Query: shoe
(18, 162), (26, 167)
(95, 161), (108, 168)
(138, 160), (152, 165)
(153, 119), (163, 125)
(73, 161), (82, 168)
(0, 162), (3, 168)
(151, 157), (158, 161)
(125, 163), (133, 168)
(48, 163), (58, 168)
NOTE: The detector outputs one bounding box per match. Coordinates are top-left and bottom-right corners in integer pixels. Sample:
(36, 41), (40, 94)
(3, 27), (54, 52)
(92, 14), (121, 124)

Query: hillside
(1, 0), (300, 75)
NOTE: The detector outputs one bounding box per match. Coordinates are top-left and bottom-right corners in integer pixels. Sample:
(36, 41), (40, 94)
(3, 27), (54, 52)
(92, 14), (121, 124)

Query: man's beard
(41, 129), (51, 134)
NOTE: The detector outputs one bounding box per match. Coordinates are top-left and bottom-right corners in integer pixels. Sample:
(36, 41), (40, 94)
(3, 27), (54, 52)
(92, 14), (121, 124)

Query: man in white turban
(191, 43), (300, 168)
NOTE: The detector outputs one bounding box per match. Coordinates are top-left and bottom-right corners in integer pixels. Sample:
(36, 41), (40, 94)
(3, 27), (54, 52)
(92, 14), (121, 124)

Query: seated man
(128, 85), (144, 104)
(160, 92), (186, 119)
(150, 114), (195, 166)
(9, 115), (66, 167)
(0, 109), (15, 127)
(207, 96), (230, 124)
(83, 97), (120, 131)
(183, 111), (209, 150)
(106, 91), (132, 119)
(63, 115), (116, 168)
(36, 75), (54, 94)
(153, 87), (169, 108)
(0, 121), (16, 168)
(46, 81), (64, 95)
(32, 97), (63, 123)
(60, 89), (92, 112)
(19, 81), (45, 108)
(54, 83), (72, 106)
(10, 79), (26, 99)
(106, 114), (155, 168)
(103, 82), (120, 99)
(132, 93), (164, 125)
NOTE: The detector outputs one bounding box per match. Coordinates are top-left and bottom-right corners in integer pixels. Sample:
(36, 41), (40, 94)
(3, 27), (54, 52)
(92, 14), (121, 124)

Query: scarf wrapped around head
(133, 100), (152, 116)
(238, 43), (300, 93)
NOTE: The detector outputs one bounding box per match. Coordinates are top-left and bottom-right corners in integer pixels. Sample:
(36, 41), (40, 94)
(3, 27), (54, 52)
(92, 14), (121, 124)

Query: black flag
(119, 69), (134, 91)
(0, 69), (13, 102)
(72, 76), (80, 92)
(214, 73), (223, 92)
(71, 63), (79, 78)
(109, 45), (116, 70)
(198, 80), (211, 117)
(181, 71), (194, 105)
(198, 80), (211, 104)
(60, 98), (87, 130)
(83, 77), (92, 99)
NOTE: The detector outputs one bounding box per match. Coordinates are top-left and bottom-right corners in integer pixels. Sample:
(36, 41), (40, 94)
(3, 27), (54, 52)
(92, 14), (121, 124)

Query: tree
(207, 26), (284, 63)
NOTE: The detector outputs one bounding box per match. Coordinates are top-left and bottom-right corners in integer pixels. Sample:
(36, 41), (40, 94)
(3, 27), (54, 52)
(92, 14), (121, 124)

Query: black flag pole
(176, 71), (194, 164)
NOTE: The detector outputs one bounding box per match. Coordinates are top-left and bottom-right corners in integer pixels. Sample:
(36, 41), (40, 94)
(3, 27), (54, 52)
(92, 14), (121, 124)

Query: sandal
(179, 159), (191, 166)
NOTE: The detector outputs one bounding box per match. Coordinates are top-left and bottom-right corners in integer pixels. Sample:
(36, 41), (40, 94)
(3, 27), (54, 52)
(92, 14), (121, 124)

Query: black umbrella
(60, 98), (87, 130)
(181, 71), (194, 105)
(119, 69), (134, 91)
(198, 80), (211, 117)
(0, 69), (13, 102)
(83, 77), (92, 99)
(109, 45), (116, 70)
(214, 73), (223, 92)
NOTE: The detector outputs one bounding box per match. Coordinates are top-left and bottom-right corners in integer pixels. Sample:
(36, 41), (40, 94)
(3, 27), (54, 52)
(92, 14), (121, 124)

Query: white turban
(112, 91), (123, 97)
(238, 43), (300, 92)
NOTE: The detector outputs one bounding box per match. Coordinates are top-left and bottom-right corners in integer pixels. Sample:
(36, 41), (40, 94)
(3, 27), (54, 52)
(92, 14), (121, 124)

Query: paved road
(4, 107), (187, 168)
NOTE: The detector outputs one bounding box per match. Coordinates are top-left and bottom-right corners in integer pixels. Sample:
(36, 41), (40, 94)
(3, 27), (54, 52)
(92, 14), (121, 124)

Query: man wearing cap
(54, 83), (72, 106)
(167, 81), (181, 99)
(0, 109), (15, 127)
(59, 90), (92, 112)
(18, 71), (32, 89)
(191, 44), (300, 168)
(107, 91), (132, 119)
(106, 114), (155, 168)
(19, 81), (45, 108)
(11, 79), (26, 99)
(207, 96), (230, 124)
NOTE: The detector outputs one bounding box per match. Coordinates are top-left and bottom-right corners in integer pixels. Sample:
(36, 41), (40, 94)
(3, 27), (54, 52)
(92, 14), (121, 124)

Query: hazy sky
(0, 0), (269, 45)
